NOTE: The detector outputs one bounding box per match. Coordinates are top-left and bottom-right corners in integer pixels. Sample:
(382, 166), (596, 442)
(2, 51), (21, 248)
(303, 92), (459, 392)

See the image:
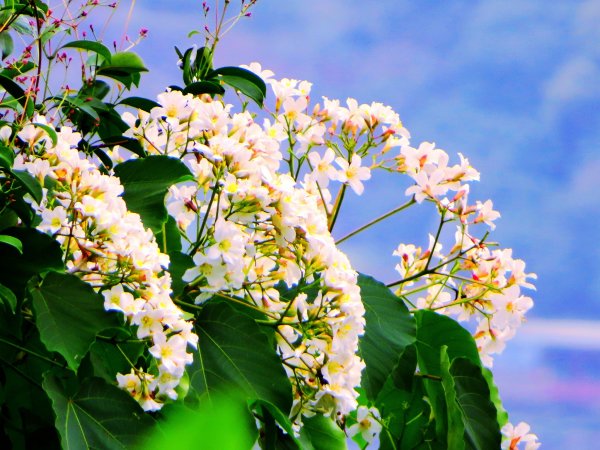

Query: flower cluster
(246, 62), (535, 367)
(116, 85), (367, 423)
(5, 57), (537, 443)
(236, 64), (537, 442)
(12, 119), (197, 411)
(387, 140), (536, 366)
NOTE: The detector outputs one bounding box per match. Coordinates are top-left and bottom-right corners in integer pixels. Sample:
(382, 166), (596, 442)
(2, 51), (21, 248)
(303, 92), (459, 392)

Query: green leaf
(358, 274), (416, 400)
(0, 32), (13, 59)
(482, 368), (509, 429)
(0, 329), (61, 449)
(168, 251), (193, 298)
(11, 169), (43, 204)
(96, 109), (131, 140)
(0, 282), (17, 313)
(300, 415), (347, 450)
(180, 46), (212, 85)
(414, 311), (482, 446)
(183, 80), (225, 96)
(0, 209), (18, 232)
(43, 373), (154, 450)
(211, 66), (267, 106)
(107, 72), (141, 89)
(29, 272), (118, 371)
(157, 216), (182, 253)
(114, 155), (194, 233)
(252, 399), (304, 449)
(390, 344), (418, 390)
(61, 95), (100, 121)
(377, 375), (432, 450)
(97, 52), (147, 89)
(0, 60), (35, 79)
(189, 301), (293, 414)
(376, 345), (435, 450)
(142, 393), (256, 450)
(0, 227), (63, 294)
(414, 310), (481, 377)
(440, 348), (465, 450)
(79, 80), (111, 100)
(6, 190), (36, 226)
(0, 73), (29, 109)
(59, 40), (112, 64)
(98, 51), (147, 77)
(93, 146), (113, 169)
(96, 135), (145, 158)
(0, 234), (21, 253)
(31, 122), (58, 147)
(86, 338), (145, 384)
(0, 143), (14, 169)
(118, 96), (160, 112)
(440, 350), (501, 450)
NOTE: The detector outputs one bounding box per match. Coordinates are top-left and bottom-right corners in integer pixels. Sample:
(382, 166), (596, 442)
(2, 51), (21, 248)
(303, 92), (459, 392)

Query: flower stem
(336, 197), (416, 244)
(328, 183), (347, 231)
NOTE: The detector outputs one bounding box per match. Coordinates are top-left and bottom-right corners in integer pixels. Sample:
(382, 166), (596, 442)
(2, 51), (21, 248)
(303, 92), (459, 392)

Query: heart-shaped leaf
(30, 272), (118, 371)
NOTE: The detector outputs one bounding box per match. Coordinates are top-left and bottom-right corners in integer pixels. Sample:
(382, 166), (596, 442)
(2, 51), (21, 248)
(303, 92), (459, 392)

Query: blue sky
(106, 1), (600, 446)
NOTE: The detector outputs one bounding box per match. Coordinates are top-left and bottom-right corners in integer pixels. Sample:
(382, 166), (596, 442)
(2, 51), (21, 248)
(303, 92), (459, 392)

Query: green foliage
(414, 310), (481, 376)
(0, 74), (29, 111)
(177, 45), (214, 85)
(168, 251), (194, 297)
(85, 339), (145, 385)
(0, 143), (14, 168)
(0, 32), (13, 59)
(440, 349), (501, 450)
(483, 367), (510, 429)
(97, 51), (148, 89)
(12, 169), (43, 203)
(29, 272), (118, 371)
(210, 66), (267, 106)
(183, 80), (225, 96)
(0, 282), (17, 313)
(0, 228), (63, 294)
(59, 40), (112, 64)
(118, 96), (161, 112)
(0, 233), (22, 253)
(175, 45), (266, 105)
(157, 216), (184, 253)
(189, 301), (293, 413)
(300, 415), (348, 450)
(142, 393), (256, 450)
(358, 274), (416, 400)
(115, 155), (194, 233)
(43, 373), (154, 450)
(252, 399), (305, 449)
(376, 346), (433, 450)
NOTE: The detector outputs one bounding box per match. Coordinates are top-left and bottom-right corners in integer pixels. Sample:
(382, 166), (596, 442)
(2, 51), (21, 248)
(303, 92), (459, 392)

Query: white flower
(332, 154), (371, 195)
(347, 406), (382, 444)
(308, 148), (337, 187)
(501, 422), (540, 450)
(405, 168), (449, 202)
(39, 206), (67, 234)
(0, 125), (11, 142)
(474, 199), (501, 229)
(149, 333), (192, 374)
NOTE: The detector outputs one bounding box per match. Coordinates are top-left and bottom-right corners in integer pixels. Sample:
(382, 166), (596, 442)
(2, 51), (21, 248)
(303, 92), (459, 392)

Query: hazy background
(103, 1), (600, 447)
